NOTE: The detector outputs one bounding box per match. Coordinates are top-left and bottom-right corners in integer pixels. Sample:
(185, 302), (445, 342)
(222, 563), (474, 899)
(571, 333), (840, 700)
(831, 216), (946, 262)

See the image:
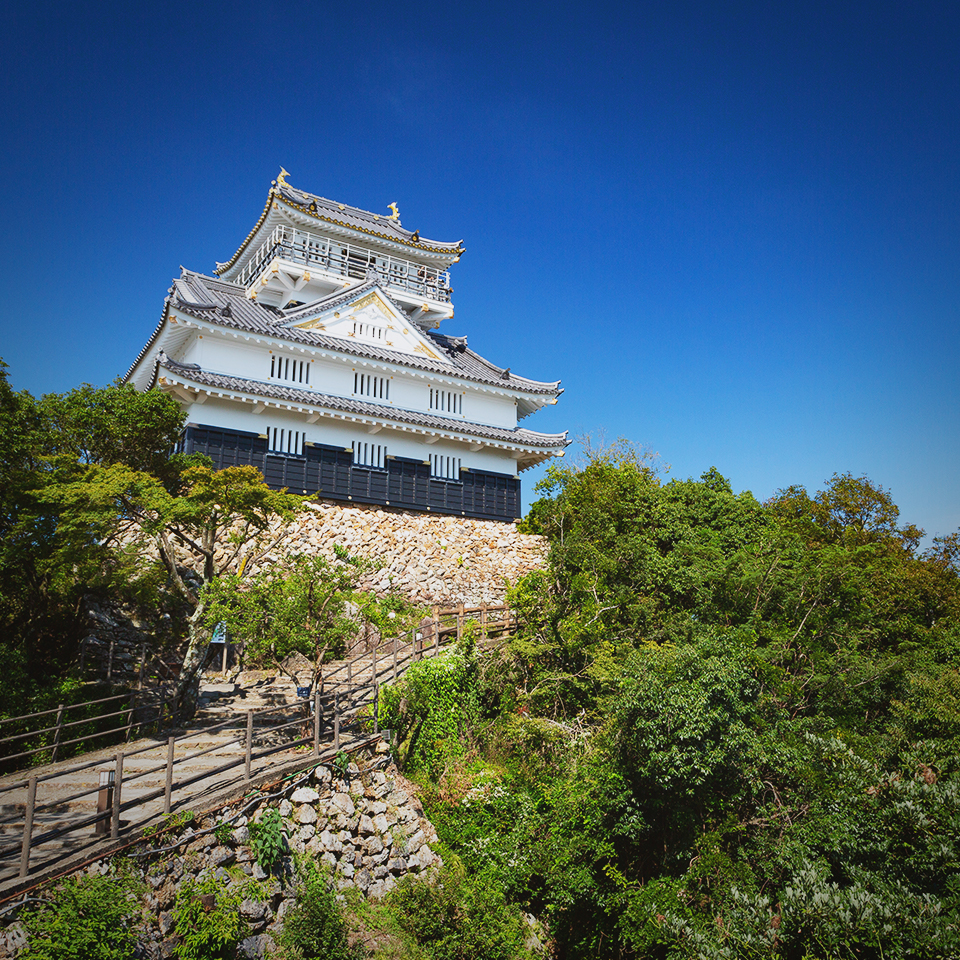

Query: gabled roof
(156, 358), (568, 469)
(126, 270), (563, 402)
(215, 172), (464, 277)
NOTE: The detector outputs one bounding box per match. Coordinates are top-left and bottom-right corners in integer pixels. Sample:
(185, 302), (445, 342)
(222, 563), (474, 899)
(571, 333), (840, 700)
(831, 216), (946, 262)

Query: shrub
(378, 643), (479, 775)
(19, 871), (143, 960)
(249, 807), (286, 873)
(277, 861), (359, 960)
(172, 873), (247, 960)
(389, 864), (530, 960)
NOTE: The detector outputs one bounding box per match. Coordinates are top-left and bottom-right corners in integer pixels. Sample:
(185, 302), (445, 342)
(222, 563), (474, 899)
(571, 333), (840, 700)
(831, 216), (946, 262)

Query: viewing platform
(237, 225), (453, 305)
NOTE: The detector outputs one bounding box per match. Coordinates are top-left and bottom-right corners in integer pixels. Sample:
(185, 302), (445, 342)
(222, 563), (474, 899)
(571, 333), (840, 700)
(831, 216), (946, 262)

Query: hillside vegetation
(380, 443), (960, 959)
(4, 356), (960, 958)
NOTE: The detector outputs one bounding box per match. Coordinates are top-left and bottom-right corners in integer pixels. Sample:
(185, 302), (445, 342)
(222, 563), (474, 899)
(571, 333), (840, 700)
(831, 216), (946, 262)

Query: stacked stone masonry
(230, 498), (548, 605)
(0, 755), (443, 960)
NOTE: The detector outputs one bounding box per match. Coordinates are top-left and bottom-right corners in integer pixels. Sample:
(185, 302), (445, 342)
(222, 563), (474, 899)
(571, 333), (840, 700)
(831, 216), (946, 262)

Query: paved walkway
(0, 641), (436, 895)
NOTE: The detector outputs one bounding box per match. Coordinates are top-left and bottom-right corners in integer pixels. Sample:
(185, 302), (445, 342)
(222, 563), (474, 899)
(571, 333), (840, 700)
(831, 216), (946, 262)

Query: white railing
(236, 225), (453, 304)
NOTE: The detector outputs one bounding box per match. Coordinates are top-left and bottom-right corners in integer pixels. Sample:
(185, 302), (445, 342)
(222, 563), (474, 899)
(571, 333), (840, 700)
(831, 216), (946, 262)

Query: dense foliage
(278, 860), (361, 960)
(0, 363), (195, 713)
(18, 871), (144, 960)
(378, 637), (480, 774)
(386, 442), (960, 960)
(201, 554), (421, 671)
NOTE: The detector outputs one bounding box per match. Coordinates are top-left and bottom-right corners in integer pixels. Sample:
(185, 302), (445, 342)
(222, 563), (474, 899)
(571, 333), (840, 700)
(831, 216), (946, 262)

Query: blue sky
(2, 0), (958, 539)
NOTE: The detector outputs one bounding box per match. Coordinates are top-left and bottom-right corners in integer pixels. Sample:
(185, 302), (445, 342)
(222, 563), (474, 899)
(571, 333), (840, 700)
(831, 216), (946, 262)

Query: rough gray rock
(240, 900), (269, 922)
(291, 786), (320, 804)
(238, 933), (276, 958)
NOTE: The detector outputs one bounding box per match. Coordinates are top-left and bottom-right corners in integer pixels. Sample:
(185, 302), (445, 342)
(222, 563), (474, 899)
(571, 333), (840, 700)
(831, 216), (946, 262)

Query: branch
(166, 525), (208, 561)
(156, 529), (199, 606)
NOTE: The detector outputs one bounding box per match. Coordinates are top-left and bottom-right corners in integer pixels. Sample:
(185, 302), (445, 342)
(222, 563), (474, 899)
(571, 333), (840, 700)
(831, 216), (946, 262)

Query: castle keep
(125, 172), (567, 521)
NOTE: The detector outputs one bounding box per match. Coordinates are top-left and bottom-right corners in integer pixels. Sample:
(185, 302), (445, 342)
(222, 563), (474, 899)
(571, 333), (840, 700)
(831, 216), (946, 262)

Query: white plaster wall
(181, 335), (522, 436)
(183, 398), (519, 476)
(467, 391), (517, 429)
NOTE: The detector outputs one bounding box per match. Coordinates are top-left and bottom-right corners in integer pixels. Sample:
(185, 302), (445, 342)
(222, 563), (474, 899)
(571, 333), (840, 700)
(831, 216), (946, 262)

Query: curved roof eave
(215, 178), (464, 277)
(166, 270), (563, 398)
(158, 359), (570, 454)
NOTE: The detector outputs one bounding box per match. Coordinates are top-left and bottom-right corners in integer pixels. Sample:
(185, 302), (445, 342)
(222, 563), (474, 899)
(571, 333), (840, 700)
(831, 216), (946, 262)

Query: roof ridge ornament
(277, 167), (290, 188)
(387, 202), (400, 222)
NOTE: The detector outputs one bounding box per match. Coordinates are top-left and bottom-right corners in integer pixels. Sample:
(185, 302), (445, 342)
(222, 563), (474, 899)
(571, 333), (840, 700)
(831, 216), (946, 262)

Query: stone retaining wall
(0, 751), (442, 960)
(236, 498), (548, 605)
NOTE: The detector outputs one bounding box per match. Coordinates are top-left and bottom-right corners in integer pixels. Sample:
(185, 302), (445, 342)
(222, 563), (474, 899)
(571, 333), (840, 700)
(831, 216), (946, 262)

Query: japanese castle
(125, 171), (567, 522)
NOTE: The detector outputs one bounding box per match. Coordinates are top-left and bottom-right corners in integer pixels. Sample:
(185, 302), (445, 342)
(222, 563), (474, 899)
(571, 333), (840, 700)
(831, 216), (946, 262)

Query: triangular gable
(285, 286), (446, 361)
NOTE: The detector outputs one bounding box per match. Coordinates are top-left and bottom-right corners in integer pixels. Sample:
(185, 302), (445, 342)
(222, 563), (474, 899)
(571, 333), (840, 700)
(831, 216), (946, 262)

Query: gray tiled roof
(158, 358), (569, 451)
(274, 183), (463, 254)
(216, 178), (464, 277)
(156, 270), (561, 396)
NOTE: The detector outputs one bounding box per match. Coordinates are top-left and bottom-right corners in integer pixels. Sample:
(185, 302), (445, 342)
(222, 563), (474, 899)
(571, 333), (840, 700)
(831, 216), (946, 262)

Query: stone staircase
(0, 639), (449, 895)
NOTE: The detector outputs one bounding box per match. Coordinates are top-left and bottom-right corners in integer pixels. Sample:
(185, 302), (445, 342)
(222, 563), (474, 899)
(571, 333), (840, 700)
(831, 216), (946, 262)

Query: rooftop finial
(277, 167), (290, 187)
(387, 202), (400, 221)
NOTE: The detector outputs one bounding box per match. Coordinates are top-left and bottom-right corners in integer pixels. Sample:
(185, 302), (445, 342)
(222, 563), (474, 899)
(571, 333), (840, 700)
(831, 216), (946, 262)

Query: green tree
(47, 462), (303, 714)
(0, 367), (195, 705)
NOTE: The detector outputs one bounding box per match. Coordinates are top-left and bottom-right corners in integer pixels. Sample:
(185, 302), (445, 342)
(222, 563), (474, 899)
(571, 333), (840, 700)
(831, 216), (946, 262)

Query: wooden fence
(0, 602), (515, 888)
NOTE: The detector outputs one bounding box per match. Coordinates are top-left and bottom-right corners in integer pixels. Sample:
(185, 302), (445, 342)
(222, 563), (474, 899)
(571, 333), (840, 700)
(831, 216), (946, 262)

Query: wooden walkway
(0, 605), (513, 899)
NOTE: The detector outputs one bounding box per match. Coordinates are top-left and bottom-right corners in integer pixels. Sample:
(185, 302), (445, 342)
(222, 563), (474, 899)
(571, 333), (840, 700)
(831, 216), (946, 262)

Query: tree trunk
(174, 600), (209, 721)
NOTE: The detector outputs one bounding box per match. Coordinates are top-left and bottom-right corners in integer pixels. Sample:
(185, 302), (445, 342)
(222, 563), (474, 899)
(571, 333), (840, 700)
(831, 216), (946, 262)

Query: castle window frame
(430, 453), (461, 480)
(268, 426), (304, 456)
(354, 372), (390, 401)
(353, 440), (386, 469)
(271, 354), (310, 386)
(429, 387), (462, 415)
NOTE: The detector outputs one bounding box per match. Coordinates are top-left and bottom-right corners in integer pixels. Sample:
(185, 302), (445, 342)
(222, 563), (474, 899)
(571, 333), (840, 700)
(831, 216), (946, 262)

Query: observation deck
(238, 225), (453, 314)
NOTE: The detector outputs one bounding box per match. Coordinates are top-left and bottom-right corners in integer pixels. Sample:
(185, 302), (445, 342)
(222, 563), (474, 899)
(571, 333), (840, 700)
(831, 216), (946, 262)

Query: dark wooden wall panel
(184, 425), (521, 522)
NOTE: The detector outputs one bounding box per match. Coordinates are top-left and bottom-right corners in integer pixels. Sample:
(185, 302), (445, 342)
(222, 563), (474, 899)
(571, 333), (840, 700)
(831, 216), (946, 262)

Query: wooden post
(138, 644), (146, 690)
(371, 644), (378, 685)
(107, 638), (114, 681)
(334, 693), (340, 752)
(313, 690), (321, 756)
(457, 603), (464, 642)
(373, 683), (379, 735)
(50, 704), (65, 764)
(245, 711), (253, 781)
(125, 692), (136, 742)
(347, 657), (352, 682)
(480, 604), (488, 643)
(163, 737), (175, 814)
(419, 617), (434, 660)
(110, 752), (124, 840)
(158, 685), (166, 735)
(96, 770), (113, 836)
(19, 777), (37, 878)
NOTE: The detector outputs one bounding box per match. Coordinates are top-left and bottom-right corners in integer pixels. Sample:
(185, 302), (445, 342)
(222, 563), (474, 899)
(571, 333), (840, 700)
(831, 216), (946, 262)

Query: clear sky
(2, 0), (958, 539)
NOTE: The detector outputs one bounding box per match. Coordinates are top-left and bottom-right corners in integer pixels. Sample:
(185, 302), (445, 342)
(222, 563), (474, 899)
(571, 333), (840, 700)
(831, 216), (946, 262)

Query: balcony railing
(236, 225), (453, 304)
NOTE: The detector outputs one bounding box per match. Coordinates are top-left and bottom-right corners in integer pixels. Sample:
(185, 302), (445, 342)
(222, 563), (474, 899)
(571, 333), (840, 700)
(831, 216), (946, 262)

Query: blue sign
(210, 621), (227, 645)
(296, 685), (311, 699)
